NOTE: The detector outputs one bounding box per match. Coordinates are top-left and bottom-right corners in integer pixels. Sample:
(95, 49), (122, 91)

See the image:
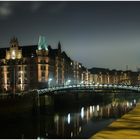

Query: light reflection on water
(51, 99), (137, 138)
(0, 93), (138, 139)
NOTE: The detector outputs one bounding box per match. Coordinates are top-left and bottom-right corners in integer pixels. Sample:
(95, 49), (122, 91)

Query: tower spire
(10, 37), (19, 48)
(38, 36), (48, 51)
(58, 41), (61, 51)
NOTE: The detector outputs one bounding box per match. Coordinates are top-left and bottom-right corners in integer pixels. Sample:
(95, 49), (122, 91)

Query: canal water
(0, 92), (139, 139)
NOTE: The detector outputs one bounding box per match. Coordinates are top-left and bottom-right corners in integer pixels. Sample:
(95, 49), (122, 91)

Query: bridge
(37, 84), (140, 95)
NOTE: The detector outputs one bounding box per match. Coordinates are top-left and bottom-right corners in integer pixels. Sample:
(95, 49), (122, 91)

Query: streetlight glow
(49, 78), (52, 81)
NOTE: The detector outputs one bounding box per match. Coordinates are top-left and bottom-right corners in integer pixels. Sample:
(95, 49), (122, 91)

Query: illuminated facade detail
(3, 66), (8, 91)
(89, 68), (139, 85)
(6, 37), (22, 60)
(38, 36), (48, 51)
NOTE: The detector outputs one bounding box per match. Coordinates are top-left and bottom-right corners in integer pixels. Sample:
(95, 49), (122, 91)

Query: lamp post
(48, 78), (52, 88)
(66, 79), (71, 86)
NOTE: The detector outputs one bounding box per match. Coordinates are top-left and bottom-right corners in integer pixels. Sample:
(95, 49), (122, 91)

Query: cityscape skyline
(0, 1), (140, 71)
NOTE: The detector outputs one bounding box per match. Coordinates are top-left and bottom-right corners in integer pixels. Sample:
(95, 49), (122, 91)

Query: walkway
(91, 102), (140, 139)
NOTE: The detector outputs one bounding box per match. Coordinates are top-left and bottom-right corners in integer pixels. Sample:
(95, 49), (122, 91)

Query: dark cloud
(0, 2), (13, 18)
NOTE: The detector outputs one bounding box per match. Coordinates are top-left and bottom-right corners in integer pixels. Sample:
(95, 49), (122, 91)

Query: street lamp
(66, 79), (71, 86)
(68, 80), (71, 85)
(48, 78), (52, 88)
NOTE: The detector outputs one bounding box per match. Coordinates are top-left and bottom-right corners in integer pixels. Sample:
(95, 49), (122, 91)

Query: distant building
(89, 68), (139, 85)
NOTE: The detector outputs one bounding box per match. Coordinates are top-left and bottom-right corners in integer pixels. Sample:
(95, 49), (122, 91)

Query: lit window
(11, 50), (16, 59)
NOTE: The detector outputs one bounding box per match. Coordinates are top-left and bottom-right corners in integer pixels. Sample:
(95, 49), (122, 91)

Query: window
(18, 80), (21, 84)
(40, 59), (46, 64)
(41, 65), (43, 70)
(18, 66), (21, 71)
(43, 66), (46, 70)
(42, 72), (45, 77)
(24, 73), (27, 77)
(41, 65), (46, 70)
(7, 73), (10, 78)
(24, 66), (27, 71)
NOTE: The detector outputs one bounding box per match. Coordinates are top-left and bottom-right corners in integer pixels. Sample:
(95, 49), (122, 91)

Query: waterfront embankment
(91, 101), (140, 139)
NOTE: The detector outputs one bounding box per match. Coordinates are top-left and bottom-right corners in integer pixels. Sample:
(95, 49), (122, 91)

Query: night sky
(0, 1), (140, 71)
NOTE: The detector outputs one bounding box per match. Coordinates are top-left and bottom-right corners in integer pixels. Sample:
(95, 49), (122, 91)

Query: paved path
(91, 102), (140, 139)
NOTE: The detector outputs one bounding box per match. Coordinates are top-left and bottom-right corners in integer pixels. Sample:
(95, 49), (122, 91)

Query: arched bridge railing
(37, 84), (140, 95)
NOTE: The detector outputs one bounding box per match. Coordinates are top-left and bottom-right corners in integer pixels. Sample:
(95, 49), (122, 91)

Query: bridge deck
(37, 84), (140, 95)
(90, 101), (140, 139)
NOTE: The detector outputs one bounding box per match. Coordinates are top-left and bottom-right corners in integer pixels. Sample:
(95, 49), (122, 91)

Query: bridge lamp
(81, 81), (84, 84)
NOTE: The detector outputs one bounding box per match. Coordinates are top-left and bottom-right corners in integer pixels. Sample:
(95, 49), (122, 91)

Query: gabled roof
(19, 45), (38, 57)
(61, 51), (72, 62)
(89, 67), (110, 74)
(48, 46), (58, 58)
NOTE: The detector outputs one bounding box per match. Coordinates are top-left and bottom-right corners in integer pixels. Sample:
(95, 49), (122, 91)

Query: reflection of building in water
(54, 112), (82, 138)
(53, 100), (136, 138)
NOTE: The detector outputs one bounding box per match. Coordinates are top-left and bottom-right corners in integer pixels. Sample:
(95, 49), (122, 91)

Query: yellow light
(11, 50), (16, 59)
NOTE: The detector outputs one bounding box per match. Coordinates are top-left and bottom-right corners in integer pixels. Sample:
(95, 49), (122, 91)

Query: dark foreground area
(0, 92), (139, 139)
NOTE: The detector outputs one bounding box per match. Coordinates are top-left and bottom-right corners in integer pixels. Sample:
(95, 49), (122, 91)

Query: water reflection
(67, 113), (71, 124)
(0, 93), (139, 139)
(81, 107), (84, 119)
(51, 98), (137, 138)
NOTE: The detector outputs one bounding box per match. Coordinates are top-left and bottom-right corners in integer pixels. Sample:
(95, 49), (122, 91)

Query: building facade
(0, 36), (87, 93)
(89, 68), (140, 85)
(0, 36), (140, 94)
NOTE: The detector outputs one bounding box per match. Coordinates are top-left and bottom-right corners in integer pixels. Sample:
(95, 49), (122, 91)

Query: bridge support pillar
(37, 94), (40, 107)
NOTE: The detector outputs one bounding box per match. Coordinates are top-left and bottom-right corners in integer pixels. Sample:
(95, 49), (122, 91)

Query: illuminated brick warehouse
(0, 36), (140, 94)
(0, 36), (88, 93)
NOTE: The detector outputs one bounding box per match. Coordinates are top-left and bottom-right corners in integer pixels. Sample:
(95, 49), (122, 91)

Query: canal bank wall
(90, 100), (140, 139)
(38, 92), (114, 108)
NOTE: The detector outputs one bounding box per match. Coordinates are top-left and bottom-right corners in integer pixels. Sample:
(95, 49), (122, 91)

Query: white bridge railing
(37, 84), (140, 95)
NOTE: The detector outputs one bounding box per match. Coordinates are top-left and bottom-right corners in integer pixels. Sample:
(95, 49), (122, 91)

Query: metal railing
(37, 84), (140, 95)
